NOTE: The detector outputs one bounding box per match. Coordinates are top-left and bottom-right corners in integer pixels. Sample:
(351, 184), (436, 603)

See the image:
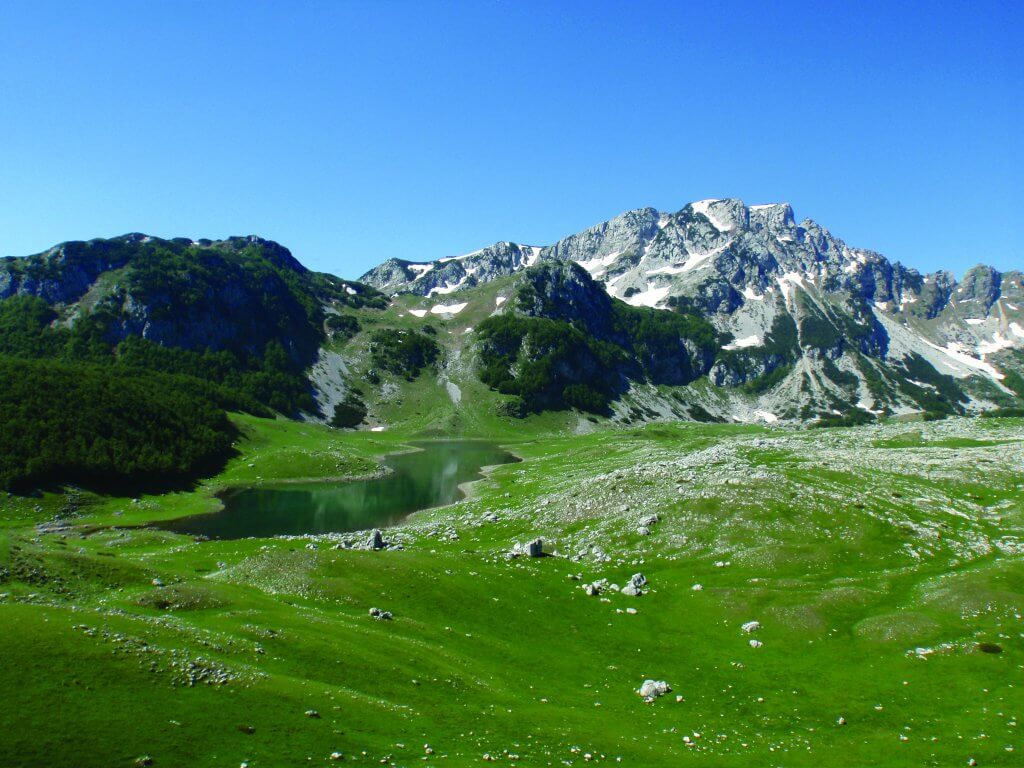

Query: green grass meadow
(2, 415), (1022, 767)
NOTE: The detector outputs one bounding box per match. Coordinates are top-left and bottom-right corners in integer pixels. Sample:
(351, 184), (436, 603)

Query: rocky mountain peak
(748, 202), (796, 233)
(357, 197), (1022, 419)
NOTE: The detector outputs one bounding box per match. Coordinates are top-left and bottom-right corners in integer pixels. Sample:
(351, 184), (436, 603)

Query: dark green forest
(475, 300), (720, 415)
(0, 356), (237, 492)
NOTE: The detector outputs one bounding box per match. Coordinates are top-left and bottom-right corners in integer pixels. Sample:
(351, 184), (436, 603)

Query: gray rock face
(956, 265), (1002, 313)
(543, 207), (661, 267)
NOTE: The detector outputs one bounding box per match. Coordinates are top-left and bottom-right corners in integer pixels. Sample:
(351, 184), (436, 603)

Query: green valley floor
(1, 415), (1022, 767)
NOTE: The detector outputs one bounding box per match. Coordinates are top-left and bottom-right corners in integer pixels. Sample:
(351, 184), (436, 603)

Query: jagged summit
(360, 198), (912, 308)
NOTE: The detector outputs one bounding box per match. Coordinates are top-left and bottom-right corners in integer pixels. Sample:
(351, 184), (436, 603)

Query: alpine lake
(159, 440), (519, 539)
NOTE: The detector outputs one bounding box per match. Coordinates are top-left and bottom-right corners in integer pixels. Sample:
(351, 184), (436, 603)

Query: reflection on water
(158, 440), (517, 540)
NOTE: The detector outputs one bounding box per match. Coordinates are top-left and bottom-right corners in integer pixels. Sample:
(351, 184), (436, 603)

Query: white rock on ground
(637, 679), (671, 702)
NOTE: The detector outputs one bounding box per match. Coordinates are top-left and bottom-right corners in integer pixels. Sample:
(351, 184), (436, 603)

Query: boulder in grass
(527, 538), (544, 557)
(621, 572), (647, 596)
(637, 679), (671, 702)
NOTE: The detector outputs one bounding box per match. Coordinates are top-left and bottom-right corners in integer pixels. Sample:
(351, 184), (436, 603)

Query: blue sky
(1, 1), (1020, 278)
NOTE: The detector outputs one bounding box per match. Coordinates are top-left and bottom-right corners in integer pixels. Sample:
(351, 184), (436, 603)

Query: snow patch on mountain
(624, 284), (671, 308)
(691, 199), (735, 232)
(920, 338), (1005, 380)
(428, 278), (468, 296)
(742, 286), (764, 301)
(977, 333), (1014, 355)
(723, 335), (762, 350)
(430, 302), (468, 315)
(577, 250), (622, 277)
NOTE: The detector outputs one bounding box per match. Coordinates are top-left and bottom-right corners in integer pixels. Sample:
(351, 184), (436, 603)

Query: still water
(159, 440), (518, 540)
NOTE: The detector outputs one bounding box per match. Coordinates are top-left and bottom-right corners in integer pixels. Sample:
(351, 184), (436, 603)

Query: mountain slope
(0, 233), (387, 415)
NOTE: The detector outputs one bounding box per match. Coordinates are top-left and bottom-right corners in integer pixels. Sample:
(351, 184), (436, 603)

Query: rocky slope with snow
(360, 199), (1023, 421)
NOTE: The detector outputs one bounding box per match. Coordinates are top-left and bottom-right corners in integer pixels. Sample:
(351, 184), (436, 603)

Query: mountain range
(2, 199), (1022, 437)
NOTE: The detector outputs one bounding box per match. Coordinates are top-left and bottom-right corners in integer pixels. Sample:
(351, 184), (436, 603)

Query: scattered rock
(691, 583), (703, 591)
(507, 538), (545, 559)
(637, 679), (671, 702)
(749, 639), (763, 648)
(305, 709), (320, 718)
(369, 607), (393, 621)
(741, 620), (761, 633)
(621, 573), (647, 596)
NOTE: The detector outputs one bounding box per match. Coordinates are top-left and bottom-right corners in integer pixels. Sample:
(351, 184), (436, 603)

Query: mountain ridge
(2, 201), (1022, 435)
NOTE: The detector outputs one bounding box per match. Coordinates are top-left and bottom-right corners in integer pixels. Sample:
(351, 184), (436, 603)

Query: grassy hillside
(2, 415), (1022, 766)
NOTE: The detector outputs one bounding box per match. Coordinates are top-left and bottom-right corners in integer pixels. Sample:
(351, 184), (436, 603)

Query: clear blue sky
(1, 1), (1020, 279)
